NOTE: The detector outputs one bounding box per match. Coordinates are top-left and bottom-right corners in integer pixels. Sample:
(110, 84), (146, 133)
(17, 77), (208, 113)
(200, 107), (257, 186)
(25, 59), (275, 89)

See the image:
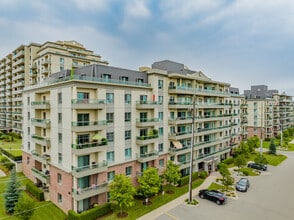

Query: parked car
(235, 178), (250, 192)
(199, 189), (227, 205)
(247, 162), (267, 171)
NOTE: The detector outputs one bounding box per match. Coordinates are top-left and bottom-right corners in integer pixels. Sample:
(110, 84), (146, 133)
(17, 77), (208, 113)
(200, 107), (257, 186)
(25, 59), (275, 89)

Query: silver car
(236, 178), (250, 192)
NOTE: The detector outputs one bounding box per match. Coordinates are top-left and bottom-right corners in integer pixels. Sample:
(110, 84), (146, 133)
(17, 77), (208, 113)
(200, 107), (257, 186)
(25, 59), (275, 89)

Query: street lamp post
(188, 93), (196, 203)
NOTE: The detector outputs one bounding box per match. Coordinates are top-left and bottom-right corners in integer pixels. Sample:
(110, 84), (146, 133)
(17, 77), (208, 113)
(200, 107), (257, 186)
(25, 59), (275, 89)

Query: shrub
(242, 170), (249, 176)
(177, 172), (198, 187)
(68, 203), (112, 220)
(26, 182), (44, 201)
(199, 171), (208, 179)
(0, 147), (22, 161)
(222, 158), (234, 165)
(0, 156), (14, 171)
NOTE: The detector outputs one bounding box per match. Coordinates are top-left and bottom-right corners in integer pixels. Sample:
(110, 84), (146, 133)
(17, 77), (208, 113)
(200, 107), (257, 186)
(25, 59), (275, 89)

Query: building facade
(22, 61), (244, 213)
(0, 40), (107, 134)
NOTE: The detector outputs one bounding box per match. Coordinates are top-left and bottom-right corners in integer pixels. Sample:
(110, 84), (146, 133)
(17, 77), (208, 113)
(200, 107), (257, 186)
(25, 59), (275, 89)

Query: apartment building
(22, 60), (244, 213)
(0, 40), (108, 134)
(245, 85), (293, 139)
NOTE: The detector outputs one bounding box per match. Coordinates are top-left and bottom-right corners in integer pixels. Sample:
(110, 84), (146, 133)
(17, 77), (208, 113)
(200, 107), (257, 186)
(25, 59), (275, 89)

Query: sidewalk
(137, 172), (221, 220)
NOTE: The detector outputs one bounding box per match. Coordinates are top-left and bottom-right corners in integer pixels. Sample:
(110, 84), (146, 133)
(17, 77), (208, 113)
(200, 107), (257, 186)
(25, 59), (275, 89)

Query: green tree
(109, 174), (136, 217)
(254, 154), (268, 165)
(137, 167), (161, 202)
(234, 155), (247, 171)
(163, 160), (181, 193)
(217, 163), (230, 177)
(4, 167), (21, 214)
(221, 175), (234, 191)
(247, 136), (260, 152)
(14, 195), (36, 220)
(269, 138), (277, 155)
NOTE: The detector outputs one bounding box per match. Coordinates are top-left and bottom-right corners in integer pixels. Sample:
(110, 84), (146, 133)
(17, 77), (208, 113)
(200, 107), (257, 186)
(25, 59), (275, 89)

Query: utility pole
(259, 103), (263, 156)
(188, 93), (196, 203)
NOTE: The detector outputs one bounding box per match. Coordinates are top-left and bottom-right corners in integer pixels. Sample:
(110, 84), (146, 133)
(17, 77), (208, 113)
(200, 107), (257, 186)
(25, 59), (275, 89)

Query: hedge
(26, 181), (44, 201)
(0, 155), (15, 170)
(68, 203), (112, 220)
(0, 147), (22, 161)
(178, 172), (198, 186)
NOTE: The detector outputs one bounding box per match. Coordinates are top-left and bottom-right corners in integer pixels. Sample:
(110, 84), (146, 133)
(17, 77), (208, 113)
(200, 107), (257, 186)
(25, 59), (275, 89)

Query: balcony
(168, 131), (192, 141)
(71, 99), (106, 109)
(72, 182), (108, 201)
(31, 118), (51, 128)
(136, 101), (162, 109)
(72, 161), (108, 178)
(169, 145), (191, 156)
(31, 150), (51, 164)
(31, 134), (51, 146)
(136, 151), (159, 163)
(31, 101), (50, 109)
(168, 101), (192, 109)
(136, 118), (159, 127)
(168, 117), (192, 125)
(72, 141), (108, 155)
(136, 134), (159, 145)
(31, 167), (50, 184)
(168, 86), (230, 97)
(71, 120), (107, 132)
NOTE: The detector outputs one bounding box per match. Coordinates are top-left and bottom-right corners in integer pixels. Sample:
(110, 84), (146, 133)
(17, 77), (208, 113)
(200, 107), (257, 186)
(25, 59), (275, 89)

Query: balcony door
(78, 155), (89, 168)
(77, 113), (89, 126)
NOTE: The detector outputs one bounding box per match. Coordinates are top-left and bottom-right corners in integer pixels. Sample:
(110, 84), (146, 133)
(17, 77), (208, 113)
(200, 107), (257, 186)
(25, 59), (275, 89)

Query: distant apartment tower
(0, 40), (108, 134)
(22, 60), (244, 213)
(244, 85), (293, 139)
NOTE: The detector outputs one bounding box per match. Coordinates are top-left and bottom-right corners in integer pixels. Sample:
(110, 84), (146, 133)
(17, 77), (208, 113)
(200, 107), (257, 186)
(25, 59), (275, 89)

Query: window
(159, 159), (164, 167)
(58, 153), (62, 164)
(60, 66), (64, 71)
(140, 95), (147, 102)
(106, 113), (114, 123)
(158, 143), (163, 152)
(60, 57), (64, 64)
(27, 97), (30, 105)
(58, 92), (62, 104)
(158, 80), (163, 89)
(125, 94), (131, 104)
(125, 148), (132, 159)
(125, 112), (131, 122)
(121, 76), (128, 81)
(158, 96), (163, 104)
(136, 78), (144, 84)
(28, 127), (30, 135)
(58, 113), (62, 123)
(58, 133), (62, 144)
(125, 166), (132, 176)
(125, 130), (131, 140)
(106, 93), (114, 103)
(77, 134), (89, 144)
(77, 92), (89, 101)
(107, 171), (115, 182)
(159, 127), (163, 136)
(28, 142), (30, 151)
(158, 112), (163, 121)
(57, 173), (62, 184)
(107, 151), (115, 162)
(27, 156), (30, 164)
(107, 132), (114, 142)
(102, 74), (111, 80)
(58, 193), (62, 203)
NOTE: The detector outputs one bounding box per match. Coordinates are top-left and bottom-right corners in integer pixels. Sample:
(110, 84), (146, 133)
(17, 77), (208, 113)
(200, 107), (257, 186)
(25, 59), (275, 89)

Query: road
(155, 151), (294, 220)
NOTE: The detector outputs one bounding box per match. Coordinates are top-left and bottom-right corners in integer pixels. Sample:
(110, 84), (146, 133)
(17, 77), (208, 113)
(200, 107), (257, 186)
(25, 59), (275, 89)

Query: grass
(263, 153), (287, 166)
(207, 182), (234, 192)
(3, 149), (22, 157)
(0, 139), (22, 150)
(102, 178), (204, 220)
(239, 167), (259, 176)
(0, 173), (66, 220)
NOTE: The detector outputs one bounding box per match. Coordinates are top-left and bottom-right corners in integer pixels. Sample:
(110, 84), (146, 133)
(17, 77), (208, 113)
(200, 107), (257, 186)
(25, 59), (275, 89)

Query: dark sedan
(199, 189), (227, 205)
(247, 162), (267, 171)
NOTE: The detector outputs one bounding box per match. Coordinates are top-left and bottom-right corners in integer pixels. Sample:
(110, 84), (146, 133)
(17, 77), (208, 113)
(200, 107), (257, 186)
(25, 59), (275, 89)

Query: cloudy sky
(1, 0), (294, 95)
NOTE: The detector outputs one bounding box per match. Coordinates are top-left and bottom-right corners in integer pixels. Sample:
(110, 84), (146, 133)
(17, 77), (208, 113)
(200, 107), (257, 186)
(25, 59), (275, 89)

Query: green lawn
(0, 173), (66, 220)
(3, 149), (23, 157)
(239, 167), (259, 176)
(263, 153), (287, 166)
(207, 182), (233, 191)
(103, 178), (204, 220)
(0, 139), (22, 150)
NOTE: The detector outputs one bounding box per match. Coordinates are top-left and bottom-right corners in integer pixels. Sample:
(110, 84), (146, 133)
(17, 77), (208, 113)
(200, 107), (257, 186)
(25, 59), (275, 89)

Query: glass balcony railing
(72, 161), (108, 173)
(71, 120), (107, 127)
(71, 99), (107, 104)
(136, 134), (159, 140)
(71, 140), (108, 150)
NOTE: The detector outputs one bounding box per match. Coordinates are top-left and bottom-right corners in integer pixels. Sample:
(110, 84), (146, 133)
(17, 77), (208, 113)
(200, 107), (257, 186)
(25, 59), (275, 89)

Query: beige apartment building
(22, 60), (244, 213)
(244, 85), (293, 139)
(0, 40), (107, 134)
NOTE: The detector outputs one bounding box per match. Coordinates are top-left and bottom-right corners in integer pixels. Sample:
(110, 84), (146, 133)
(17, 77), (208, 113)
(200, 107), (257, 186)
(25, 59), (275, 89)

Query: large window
(107, 132), (114, 142)
(57, 173), (62, 184)
(58, 193), (62, 204)
(77, 134), (89, 144)
(125, 130), (131, 140)
(125, 94), (131, 104)
(107, 171), (115, 182)
(77, 113), (89, 126)
(77, 92), (89, 101)
(158, 80), (163, 89)
(58, 133), (62, 143)
(125, 148), (132, 159)
(125, 112), (131, 122)
(106, 113), (114, 123)
(125, 166), (132, 176)
(107, 151), (115, 162)
(106, 93), (114, 103)
(58, 92), (62, 104)
(158, 143), (163, 152)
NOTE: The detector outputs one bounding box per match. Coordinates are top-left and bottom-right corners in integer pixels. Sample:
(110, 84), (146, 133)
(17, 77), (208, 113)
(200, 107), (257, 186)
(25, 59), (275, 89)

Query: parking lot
(155, 151), (294, 220)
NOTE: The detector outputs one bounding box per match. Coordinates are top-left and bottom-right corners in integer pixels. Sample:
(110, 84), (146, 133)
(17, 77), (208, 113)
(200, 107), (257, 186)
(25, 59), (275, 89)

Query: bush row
(26, 181), (44, 201)
(68, 203), (111, 220)
(0, 147), (22, 161)
(0, 155), (15, 171)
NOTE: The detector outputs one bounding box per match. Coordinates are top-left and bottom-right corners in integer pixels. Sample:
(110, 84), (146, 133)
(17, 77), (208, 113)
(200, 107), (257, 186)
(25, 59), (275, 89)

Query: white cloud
(71, 0), (111, 12)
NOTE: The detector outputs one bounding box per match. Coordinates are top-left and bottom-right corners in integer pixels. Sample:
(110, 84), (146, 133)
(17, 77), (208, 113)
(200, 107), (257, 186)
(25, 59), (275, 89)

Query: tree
(254, 154), (268, 165)
(234, 141), (249, 157)
(109, 174), (135, 217)
(221, 175), (235, 191)
(247, 136), (260, 152)
(14, 196), (36, 220)
(234, 155), (247, 171)
(217, 163), (230, 177)
(4, 167), (21, 214)
(163, 160), (181, 193)
(269, 139), (277, 155)
(137, 167), (161, 203)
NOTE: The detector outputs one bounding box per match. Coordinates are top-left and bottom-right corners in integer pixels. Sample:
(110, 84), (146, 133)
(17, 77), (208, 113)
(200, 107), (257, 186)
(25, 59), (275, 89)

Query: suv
(236, 178), (250, 192)
(247, 162), (267, 171)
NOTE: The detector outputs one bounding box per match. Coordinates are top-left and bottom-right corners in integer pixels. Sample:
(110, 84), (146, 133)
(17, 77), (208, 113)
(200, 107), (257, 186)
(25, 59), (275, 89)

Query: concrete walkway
(138, 172), (221, 220)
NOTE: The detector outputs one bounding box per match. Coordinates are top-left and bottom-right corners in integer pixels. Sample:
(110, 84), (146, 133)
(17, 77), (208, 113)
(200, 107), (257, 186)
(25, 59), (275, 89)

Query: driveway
(155, 151), (294, 220)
